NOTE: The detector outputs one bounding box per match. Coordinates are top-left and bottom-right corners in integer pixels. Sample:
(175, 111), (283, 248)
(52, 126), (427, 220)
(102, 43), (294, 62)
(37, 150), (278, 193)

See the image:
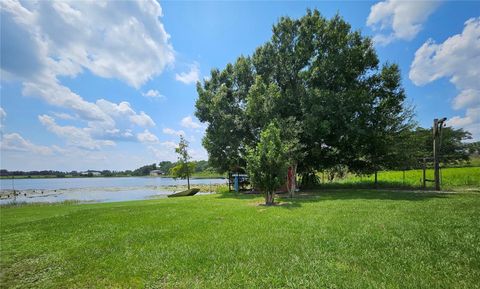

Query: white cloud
(137, 129), (159, 143)
(148, 141), (208, 162)
(39, 115), (115, 150)
(163, 128), (185, 137)
(452, 89), (480, 110)
(409, 17), (480, 140)
(0, 107), (6, 120)
(161, 141), (178, 150)
(52, 112), (75, 120)
(23, 75), (113, 123)
(1, 0), (167, 150)
(0, 133), (53, 155)
(95, 99), (154, 127)
(0, 107), (6, 129)
(180, 115), (201, 129)
(142, 89), (165, 99)
(1, 143), (156, 171)
(175, 63), (200, 84)
(188, 147), (208, 161)
(367, 0), (441, 45)
(447, 106), (480, 140)
(148, 141), (178, 161)
(1, 0), (174, 87)
(130, 112), (155, 127)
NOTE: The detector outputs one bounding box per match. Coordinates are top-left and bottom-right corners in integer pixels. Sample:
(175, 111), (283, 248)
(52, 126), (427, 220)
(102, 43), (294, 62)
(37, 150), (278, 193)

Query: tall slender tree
(171, 135), (194, 190)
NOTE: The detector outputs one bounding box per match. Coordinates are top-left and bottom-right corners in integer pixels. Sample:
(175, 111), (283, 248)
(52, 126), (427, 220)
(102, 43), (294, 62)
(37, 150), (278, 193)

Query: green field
(1, 188), (479, 288)
(323, 166), (480, 191)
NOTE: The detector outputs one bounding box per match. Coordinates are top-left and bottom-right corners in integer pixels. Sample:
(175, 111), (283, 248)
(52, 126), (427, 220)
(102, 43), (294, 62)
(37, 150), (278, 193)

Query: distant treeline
(0, 160), (217, 178)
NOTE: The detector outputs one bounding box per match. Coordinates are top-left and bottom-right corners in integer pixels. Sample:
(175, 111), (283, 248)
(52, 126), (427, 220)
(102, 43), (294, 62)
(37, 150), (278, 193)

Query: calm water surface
(0, 177), (226, 204)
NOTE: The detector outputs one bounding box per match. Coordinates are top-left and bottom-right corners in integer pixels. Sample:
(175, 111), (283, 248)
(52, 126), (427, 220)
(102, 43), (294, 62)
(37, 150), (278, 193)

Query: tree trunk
(287, 163), (297, 198)
(265, 191), (274, 206)
(374, 171), (378, 188)
(291, 163), (297, 198)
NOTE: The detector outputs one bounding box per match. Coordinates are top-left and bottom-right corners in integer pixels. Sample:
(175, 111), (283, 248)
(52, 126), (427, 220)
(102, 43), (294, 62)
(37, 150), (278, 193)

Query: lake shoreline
(0, 177), (227, 204)
(0, 174), (226, 180)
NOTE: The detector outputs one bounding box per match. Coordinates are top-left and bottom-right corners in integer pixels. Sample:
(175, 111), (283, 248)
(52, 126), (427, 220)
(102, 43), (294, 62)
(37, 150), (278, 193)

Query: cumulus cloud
(142, 89), (165, 99)
(130, 112), (155, 127)
(23, 75), (113, 123)
(148, 141), (178, 161)
(96, 99), (155, 127)
(163, 128), (185, 137)
(52, 112), (75, 120)
(137, 129), (159, 144)
(175, 63), (200, 84)
(180, 115), (201, 129)
(1, 0), (170, 151)
(0, 107), (6, 129)
(0, 132), (54, 155)
(0, 107), (6, 120)
(409, 17), (480, 140)
(1, 0), (174, 87)
(367, 0), (441, 45)
(39, 115), (115, 150)
(187, 147), (209, 161)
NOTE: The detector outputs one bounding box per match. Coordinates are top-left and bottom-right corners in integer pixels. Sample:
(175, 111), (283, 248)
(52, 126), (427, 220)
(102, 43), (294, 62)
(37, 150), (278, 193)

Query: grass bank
(321, 166), (479, 191)
(1, 189), (479, 288)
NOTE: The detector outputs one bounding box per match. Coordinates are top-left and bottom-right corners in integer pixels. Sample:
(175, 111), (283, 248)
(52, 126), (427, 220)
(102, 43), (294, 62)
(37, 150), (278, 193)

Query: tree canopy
(195, 9), (415, 180)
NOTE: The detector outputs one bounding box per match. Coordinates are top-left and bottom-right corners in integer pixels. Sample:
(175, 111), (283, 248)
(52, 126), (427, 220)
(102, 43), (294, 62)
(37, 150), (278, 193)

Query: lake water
(0, 177), (226, 204)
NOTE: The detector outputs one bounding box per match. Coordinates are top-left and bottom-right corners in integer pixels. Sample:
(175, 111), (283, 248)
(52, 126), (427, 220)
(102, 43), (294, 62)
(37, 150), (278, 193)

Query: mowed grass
(327, 166), (480, 190)
(1, 190), (480, 288)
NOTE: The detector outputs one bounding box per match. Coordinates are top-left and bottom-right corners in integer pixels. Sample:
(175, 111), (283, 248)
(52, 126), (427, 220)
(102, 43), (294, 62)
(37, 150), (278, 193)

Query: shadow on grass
(216, 187), (454, 209)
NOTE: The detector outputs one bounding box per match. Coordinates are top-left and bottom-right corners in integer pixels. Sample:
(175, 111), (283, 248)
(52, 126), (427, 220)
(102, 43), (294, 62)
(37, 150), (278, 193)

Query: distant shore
(0, 174), (226, 180)
(0, 183), (227, 201)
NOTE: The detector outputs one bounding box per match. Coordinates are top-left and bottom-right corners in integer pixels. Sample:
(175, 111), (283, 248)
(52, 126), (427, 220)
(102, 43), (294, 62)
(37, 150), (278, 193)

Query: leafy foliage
(171, 136), (194, 189)
(246, 122), (288, 205)
(196, 9), (415, 178)
(132, 164), (157, 176)
(409, 127), (472, 166)
(170, 163), (196, 179)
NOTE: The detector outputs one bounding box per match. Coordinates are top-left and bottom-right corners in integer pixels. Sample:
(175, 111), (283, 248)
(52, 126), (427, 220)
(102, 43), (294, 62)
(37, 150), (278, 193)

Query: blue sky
(1, 0), (479, 171)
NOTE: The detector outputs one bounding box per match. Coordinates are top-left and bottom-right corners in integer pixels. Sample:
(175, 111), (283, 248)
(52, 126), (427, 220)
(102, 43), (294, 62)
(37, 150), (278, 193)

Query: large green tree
(196, 9), (413, 184)
(351, 64), (415, 185)
(413, 127), (471, 165)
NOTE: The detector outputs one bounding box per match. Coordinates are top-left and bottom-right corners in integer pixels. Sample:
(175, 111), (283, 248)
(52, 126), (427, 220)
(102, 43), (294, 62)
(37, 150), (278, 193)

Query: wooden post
(433, 118), (439, 190)
(433, 117), (446, 191)
(422, 158), (426, 190)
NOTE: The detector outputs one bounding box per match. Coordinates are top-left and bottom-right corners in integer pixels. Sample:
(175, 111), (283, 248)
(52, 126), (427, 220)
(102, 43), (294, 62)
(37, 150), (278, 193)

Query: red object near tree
(287, 166), (294, 191)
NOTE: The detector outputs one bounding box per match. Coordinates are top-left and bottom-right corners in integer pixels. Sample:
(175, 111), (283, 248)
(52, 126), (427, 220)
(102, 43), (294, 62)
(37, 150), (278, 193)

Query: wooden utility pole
(433, 117), (447, 191)
(422, 158), (426, 189)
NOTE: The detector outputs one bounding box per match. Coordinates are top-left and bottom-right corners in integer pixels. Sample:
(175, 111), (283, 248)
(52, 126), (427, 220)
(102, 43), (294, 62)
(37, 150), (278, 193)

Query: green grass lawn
(324, 166), (480, 191)
(1, 189), (479, 288)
